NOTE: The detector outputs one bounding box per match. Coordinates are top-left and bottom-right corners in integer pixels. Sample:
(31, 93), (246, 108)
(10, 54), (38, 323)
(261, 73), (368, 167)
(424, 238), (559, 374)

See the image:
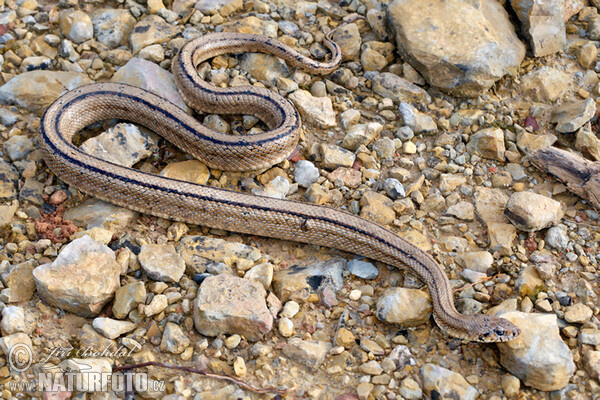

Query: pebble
(398, 102), (437, 133)
(59, 10), (93, 44)
(347, 259), (379, 279)
(272, 258), (344, 302)
(388, 0), (525, 96)
(504, 191), (564, 232)
(341, 122), (383, 151)
(91, 9), (136, 49)
(130, 15), (178, 54)
(421, 363), (478, 400)
(320, 144), (356, 169)
(467, 127), (506, 161)
(293, 160), (320, 188)
(564, 303), (593, 323)
(81, 123), (158, 168)
(282, 338), (331, 367)
(33, 236), (121, 317)
(552, 97), (597, 133)
(0, 70), (92, 115)
(376, 288), (432, 326)
(496, 311), (575, 391)
(139, 243), (186, 283)
(278, 317), (294, 337)
(372, 72), (431, 104)
(288, 90), (336, 128)
(160, 322), (190, 354)
(92, 317), (136, 339)
(112, 281), (146, 319)
(194, 274), (272, 341)
(1, 306), (36, 335)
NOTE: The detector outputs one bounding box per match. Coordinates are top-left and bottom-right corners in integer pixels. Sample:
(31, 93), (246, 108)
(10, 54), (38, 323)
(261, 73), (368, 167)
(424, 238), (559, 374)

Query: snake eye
(494, 329), (505, 336)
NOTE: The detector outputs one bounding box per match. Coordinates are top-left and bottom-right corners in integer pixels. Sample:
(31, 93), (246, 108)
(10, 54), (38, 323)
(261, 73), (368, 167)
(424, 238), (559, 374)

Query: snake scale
(39, 22), (519, 342)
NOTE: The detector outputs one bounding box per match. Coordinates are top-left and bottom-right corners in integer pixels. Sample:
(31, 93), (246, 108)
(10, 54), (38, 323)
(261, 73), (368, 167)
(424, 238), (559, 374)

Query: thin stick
(113, 361), (286, 395)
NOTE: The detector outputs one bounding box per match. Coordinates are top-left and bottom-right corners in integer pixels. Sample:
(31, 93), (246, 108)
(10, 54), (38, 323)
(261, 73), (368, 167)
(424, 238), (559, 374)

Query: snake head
(476, 316), (521, 343)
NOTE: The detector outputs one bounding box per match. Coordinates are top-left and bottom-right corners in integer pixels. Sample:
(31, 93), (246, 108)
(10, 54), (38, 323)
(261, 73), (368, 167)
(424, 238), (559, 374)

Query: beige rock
(376, 288), (432, 326)
(64, 198), (136, 232)
(552, 97), (597, 133)
(504, 191), (564, 232)
(129, 15), (178, 54)
(1, 260), (36, 302)
(387, 0), (525, 96)
(160, 160), (209, 185)
(360, 191), (395, 226)
(195, 0), (242, 17)
(33, 236), (121, 317)
(59, 10), (93, 44)
(288, 90), (336, 128)
(496, 311), (575, 391)
(576, 126), (600, 161)
(0, 71), (92, 116)
(467, 128), (505, 161)
(372, 73), (431, 104)
(220, 16), (277, 37)
(516, 131), (557, 153)
(421, 363), (478, 400)
(320, 144), (356, 169)
(112, 281), (146, 319)
(341, 122), (384, 151)
(511, 0), (566, 57)
(488, 222), (517, 255)
(193, 275), (273, 341)
(520, 66), (570, 102)
(578, 42), (598, 69)
(282, 338), (331, 367)
(112, 57), (190, 112)
(331, 23), (361, 62)
(81, 123), (158, 168)
(91, 9), (136, 49)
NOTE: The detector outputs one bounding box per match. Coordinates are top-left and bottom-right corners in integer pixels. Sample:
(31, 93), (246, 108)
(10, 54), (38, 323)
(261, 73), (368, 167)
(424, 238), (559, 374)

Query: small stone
(1, 306), (36, 335)
(335, 327), (355, 348)
(360, 360), (383, 375)
(139, 244), (185, 283)
(160, 160), (209, 185)
(398, 102), (437, 133)
(341, 122), (384, 151)
(233, 356), (246, 377)
(92, 9), (136, 49)
(356, 382), (374, 400)
(501, 374), (520, 397)
(384, 178), (405, 200)
(579, 329), (600, 345)
(564, 303), (593, 323)
(340, 109), (361, 129)
(195, 0), (242, 17)
(138, 44), (164, 63)
(141, 294), (168, 317)
(244, 262), (273, 290)
(578, 42), (598, 69)
(456, 251), (494, 273)
(281, 301), (299, 318)
(421, 363), (477, 400)
(545, 225), (569, 251)
(282, 338), (331, 367)
(320, 144), (356, 170)
(278, 317), (294, 337)
(331, 23), (361, 61)
(33, 236), (120, 317)
(399, 377), (423, 400)
(360, 191), (395, 226)
(467, 127), (505, 161)
(272, 258), (344, 302)
(376, 288), (432, 326)
(496, 311), (575, 391)
(288, 90), (336, 128)
(81, 123), (158, 168)
(552, 97), (597, 133)
(160, 322), (190, 354)
(510, 0), (566, 57)
(112, 281), (146, 319)
(1, 260), (36, 302)
(194, 275), (272, 341)
(372, 73), (431, 104)
(504, 191), (564, 232)
(92, 317), (136, 340)
(239, 53), (289, 85)
(347, 259), (379, 279)
(445, 201), (475, 221)
(59, 10), (93, 44)
(130, 15), (178, 54)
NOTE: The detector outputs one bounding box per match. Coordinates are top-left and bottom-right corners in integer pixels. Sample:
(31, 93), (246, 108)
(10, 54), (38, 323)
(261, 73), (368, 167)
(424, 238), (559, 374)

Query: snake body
(39, 27), (519, 342)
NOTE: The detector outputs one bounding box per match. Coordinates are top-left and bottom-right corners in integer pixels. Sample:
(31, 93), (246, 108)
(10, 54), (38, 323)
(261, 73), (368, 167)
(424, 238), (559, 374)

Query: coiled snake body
(40, 26), (519, 342)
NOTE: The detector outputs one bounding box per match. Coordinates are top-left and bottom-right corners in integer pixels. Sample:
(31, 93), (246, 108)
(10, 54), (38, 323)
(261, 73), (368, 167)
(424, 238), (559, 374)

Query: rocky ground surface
(0, 0), (599, 399)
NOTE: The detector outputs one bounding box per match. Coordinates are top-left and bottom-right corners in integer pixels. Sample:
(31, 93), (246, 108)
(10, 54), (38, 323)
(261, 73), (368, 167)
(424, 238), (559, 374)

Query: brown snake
(39, 23), (519, 342)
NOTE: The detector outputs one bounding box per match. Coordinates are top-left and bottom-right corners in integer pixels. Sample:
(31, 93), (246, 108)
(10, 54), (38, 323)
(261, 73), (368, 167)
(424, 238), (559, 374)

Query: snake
(39, 21), (520, 343)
